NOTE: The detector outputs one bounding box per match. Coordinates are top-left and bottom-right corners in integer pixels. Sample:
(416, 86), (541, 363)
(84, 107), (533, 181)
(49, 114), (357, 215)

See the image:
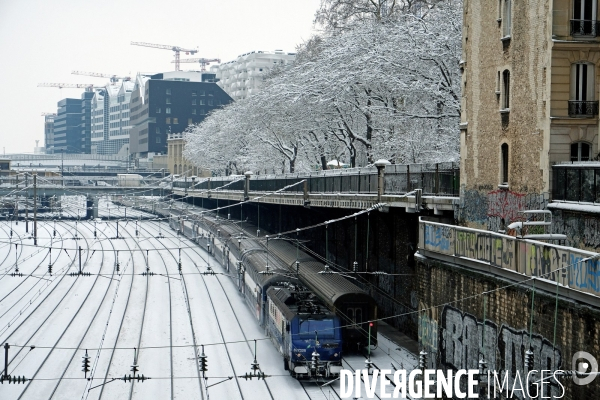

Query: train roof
(171, 208), (372, 309)
(266, 238), (371, 309)
(267, 286), (335, 322)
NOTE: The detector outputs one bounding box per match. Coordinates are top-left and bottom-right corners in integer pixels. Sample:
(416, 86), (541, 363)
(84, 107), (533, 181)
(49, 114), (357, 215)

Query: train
(164, 206), (378, 379)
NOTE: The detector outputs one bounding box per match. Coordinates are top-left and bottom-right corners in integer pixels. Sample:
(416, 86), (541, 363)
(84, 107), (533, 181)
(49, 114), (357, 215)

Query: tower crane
(176, 57), (221, 72)
(130, 41), (198, 71)
(37, 83), (100, 92)
(71, 71), (131, 83)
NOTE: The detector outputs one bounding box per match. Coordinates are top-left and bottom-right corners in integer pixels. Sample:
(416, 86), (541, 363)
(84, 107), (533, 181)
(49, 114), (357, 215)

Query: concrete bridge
(173, 162), (459, 214)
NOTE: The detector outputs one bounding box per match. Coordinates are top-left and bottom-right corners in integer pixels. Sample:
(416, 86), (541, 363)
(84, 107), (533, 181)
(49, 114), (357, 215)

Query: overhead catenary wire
(8, 247), (600, 352)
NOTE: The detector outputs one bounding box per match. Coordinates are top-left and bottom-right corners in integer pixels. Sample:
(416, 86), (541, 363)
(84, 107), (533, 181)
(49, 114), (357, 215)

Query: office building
(129, 71), (233, 158)
(209, 50), (296, 100)
(90, 80), (134, 155)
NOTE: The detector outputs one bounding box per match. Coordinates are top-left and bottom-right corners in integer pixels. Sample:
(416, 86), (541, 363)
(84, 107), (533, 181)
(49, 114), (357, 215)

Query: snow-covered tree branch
(184, 0), (461, 174)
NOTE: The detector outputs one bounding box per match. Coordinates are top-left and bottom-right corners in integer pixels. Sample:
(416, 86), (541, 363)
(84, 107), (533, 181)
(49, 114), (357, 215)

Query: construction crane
(71, 71), (131, 83)
(176, 57), (221, 72)
(131, 41), (198, 71)
(37, 83), (99, 92)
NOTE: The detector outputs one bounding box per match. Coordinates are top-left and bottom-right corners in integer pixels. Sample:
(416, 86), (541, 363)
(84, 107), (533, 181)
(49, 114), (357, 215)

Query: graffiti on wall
(487, 190), (549, 231)
(519, 242), (570, 286)
(418, 314), (438, 369)
(457, 187), (549, 232)
(487, 189), (527, 223)
(420, 220), (600, 295)
(423, 224), (453, 254)
(435, 306), (562, 399)
(553, 211), (600, 249)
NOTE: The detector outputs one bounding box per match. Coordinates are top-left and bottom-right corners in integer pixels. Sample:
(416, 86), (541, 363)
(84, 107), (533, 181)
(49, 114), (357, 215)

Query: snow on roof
(546, 202), (600, 214)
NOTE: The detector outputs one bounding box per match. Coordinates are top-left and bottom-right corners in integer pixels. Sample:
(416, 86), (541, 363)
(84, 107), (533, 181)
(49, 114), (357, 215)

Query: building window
(188, 118), (193, 125)
(173, 118), (179, 124)
(192, 109), (196, 115)
(166, 107), (171, 114)
(156, 107), (161, 113)
(502, 0), (512, 38)
(200, 109), (206, 115)
(216, 99), (221, 105)
(208, 91), (213, 96)
(156, 127), (160, 134)
(501, 70), (510, 110)
(200, 90), (205, 96)
(166, 117), (171, 124)
(571, 142), (591, 161)
(501, 143), (509, 184)
(208, 99), (213, 106)
(572, 0), (598, 36)
(166, 89), (171, 95)
(199, 99), (205, 105)
(569, 62), (598, 116)
(192, 90), (197, 96)
(166, 98), (171, 104)
(192, 99), (197, 105)
(156, 136), (161, 143)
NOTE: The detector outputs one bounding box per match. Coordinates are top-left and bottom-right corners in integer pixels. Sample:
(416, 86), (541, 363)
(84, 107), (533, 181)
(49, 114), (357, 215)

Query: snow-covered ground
(0, 197), (416, 399)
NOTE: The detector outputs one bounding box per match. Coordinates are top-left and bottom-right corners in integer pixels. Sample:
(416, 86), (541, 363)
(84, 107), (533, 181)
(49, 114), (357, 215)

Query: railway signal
(1, 344), (27, 384)
(82, 349), (91, 379)
(48, 248), (52, 275)
(178, 248), (182, 273)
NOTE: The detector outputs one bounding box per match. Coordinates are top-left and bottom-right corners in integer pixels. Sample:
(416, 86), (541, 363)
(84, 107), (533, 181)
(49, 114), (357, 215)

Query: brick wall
(417, 255), (600, 399)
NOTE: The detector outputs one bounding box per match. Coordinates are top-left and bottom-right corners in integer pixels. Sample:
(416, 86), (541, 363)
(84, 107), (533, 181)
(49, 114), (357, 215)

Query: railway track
(1, 220), (107, 399)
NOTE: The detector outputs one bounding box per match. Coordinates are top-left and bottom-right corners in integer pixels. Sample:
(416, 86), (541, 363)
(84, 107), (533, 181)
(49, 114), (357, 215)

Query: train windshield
(298, 318), (335, 338)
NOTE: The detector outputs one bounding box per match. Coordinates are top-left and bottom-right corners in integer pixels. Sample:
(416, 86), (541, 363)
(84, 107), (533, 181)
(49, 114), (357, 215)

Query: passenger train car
(166, 207), (377, 377)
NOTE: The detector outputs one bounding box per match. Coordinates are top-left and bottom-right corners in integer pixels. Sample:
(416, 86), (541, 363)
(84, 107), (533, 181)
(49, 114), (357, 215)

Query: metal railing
(570, 19), (599, 36)
(552, 162), (600, 203)
(175, 162), (460, 196)
(568, 100), (599, 117)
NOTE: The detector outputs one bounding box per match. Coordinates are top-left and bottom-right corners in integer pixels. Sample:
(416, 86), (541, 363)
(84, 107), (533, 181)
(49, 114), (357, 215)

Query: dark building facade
(52, 91), (94, 154)
(44, 114), (55, 154)
(129, 71), (232, 158)
(53, 98), (83, 154)
(79, 91), (94, 153)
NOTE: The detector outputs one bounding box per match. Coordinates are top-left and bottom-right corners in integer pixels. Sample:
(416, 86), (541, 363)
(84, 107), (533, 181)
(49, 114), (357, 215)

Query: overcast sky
(0, 0), (321, 154)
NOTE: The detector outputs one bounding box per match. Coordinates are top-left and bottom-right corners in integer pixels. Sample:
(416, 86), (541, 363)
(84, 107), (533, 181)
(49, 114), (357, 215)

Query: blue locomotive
(265, 285), (343, 379)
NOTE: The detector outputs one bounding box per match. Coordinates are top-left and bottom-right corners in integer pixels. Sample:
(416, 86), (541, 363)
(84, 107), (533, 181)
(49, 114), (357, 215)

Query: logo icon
(572, 351), (598, 386)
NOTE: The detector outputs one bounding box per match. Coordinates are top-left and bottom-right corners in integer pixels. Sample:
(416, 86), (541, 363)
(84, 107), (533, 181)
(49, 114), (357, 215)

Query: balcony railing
(568, 100), (599, 117)
(552, 163), (600, 203)
(570, 19), (599, 36)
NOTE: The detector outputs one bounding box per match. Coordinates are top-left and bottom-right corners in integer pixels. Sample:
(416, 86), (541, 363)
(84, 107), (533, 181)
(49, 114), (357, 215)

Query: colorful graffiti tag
(420, 306), (564, 399)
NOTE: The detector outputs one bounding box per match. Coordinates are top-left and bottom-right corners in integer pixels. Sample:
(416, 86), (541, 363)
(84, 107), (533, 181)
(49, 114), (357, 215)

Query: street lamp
(374, 159), (391, 203)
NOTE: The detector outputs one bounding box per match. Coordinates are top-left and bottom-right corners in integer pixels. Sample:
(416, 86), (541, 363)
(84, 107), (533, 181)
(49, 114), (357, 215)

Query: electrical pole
(15, 174), (18, 225)
(33, 174), (37, 245)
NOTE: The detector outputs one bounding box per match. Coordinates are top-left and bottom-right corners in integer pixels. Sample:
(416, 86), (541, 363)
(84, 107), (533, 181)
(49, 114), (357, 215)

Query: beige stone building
(459, 0), (600, 233)
(167, 133), (210, 177)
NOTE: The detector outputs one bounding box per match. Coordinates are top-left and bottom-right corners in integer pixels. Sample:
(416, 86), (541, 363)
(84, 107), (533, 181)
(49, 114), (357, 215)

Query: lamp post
(244, 171), (253, 201)
(374, 159), (391, 203)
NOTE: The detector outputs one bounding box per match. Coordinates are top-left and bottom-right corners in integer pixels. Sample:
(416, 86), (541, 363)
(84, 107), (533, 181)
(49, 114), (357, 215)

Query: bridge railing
(175, 162), (460, 196)
(418, 218), (600, 297)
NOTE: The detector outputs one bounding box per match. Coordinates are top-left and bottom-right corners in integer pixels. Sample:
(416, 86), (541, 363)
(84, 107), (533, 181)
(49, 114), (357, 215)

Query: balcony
(570, 19), (598, 36)
(568, 100), (599, 117)
(552, 163), (600, 203)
